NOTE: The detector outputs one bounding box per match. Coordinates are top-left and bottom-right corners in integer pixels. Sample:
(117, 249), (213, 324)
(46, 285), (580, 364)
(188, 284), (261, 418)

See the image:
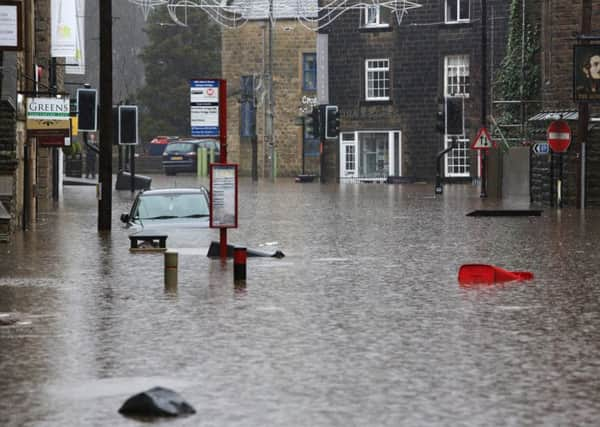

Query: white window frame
(444, 136), (470, 178)
(444, 55), (470, 177)
(365, 59), (390, 101)
(339, 130), (402, 182)
(362, 5), (388, 28)
(445, 0), (470, 24)
(444, 55), (470, 97)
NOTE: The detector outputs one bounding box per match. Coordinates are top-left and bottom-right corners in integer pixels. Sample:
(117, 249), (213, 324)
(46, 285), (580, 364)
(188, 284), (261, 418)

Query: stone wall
(327, 0), (510, 180)
(222, 21), (317, 177)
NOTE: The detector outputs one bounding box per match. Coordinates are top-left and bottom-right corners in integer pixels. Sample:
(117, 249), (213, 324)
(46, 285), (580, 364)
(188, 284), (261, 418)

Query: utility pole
(480, 0), (488, 198)
(267, 0), (275, 181)
(98, 0), (113, 231)
(577, 0), (592, 209)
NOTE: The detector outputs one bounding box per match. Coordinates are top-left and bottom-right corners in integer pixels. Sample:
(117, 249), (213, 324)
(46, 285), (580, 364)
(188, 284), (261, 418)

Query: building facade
(0, 0), (64, 239)
(324, 0), (511, 183)
(530, 0), (600, 207)
(221, 1), (318, 178)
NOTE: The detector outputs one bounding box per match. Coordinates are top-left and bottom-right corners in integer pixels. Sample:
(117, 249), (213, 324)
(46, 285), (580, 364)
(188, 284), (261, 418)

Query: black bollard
(233, 247), (247, 281)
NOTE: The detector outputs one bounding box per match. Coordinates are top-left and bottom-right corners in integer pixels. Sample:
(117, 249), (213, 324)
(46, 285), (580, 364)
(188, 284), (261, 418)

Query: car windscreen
(165, 143), (196, 153)
(134, 193), (209, 220)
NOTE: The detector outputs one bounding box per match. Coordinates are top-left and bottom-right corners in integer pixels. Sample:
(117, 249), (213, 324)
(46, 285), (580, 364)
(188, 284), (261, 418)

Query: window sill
(440, 21), (473, 29)
(361, 100), (392, 106)
(359, 25), (392, 33)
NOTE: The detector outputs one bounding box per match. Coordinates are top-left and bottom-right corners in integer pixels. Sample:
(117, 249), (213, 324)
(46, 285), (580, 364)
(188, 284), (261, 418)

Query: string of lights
(128, 0), (423, 29)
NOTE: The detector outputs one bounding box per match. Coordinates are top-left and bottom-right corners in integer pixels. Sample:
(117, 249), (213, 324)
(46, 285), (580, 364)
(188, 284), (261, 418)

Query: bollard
(164, 250), (178, 289)
(233, 247), (247, 281)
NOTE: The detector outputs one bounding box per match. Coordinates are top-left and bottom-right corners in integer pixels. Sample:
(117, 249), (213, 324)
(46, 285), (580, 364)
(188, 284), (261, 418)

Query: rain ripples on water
(1, 175), (600, 426)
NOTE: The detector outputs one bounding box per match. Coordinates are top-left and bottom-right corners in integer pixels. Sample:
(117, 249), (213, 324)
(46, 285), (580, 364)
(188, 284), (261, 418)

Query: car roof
(140, 187), (208, 196)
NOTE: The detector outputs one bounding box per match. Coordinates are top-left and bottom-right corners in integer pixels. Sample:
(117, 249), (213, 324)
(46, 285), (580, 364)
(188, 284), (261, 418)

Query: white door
(340, 132), (357, 180)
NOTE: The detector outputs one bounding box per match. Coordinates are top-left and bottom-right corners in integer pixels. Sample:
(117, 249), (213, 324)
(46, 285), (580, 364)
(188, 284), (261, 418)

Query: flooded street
(1, 176), (600, 426)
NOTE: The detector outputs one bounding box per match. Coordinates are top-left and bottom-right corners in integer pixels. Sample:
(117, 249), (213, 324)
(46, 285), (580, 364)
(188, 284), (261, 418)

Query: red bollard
(233, 247), (247, 281)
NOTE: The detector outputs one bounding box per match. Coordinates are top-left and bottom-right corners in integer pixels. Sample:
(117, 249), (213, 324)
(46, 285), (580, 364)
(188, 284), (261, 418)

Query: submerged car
(120, 187), (211, 232)
(161, 139), (221, 175)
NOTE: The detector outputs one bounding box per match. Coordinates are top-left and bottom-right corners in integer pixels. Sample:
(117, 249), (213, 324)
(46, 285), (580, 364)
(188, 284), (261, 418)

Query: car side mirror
(120, 213), (130, 223)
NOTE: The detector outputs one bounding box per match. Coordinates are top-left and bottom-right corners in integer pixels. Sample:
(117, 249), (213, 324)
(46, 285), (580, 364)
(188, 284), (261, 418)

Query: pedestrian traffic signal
(446, 97), (464, 135)
(305, 113), (316, 138)
(325, 105), (340, 139)
(436, 98), (445, 133)
(77, 88), (97, 132)
(118, 105), (138, 145)
(310, 106), (321, 138)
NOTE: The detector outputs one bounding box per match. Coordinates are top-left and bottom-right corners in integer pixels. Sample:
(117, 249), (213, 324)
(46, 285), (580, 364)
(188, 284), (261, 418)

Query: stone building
(0, 0), (64, 239)
(530, 0), (600, 207)
(221, 1), (318, 177)
(323, 0), (511, 183)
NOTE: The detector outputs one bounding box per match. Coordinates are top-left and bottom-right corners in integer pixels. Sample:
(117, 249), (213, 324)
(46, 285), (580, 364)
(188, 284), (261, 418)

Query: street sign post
(547, 120), (571, 208)
(547, 120), (571, 153)
(533, 142), (550, 155)
(470, 127), (496, 150)
(470, 127), (496, 199)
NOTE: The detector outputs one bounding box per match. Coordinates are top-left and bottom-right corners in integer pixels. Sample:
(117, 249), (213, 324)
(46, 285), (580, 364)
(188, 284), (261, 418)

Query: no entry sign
(547, 120), (571, 153)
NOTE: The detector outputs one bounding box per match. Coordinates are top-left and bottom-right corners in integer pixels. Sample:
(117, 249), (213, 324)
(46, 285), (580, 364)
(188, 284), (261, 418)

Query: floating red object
(458, 264), (533, 285)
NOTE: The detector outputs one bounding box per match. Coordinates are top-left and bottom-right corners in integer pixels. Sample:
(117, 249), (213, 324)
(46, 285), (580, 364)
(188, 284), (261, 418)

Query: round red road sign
(547, 120), (571, 153)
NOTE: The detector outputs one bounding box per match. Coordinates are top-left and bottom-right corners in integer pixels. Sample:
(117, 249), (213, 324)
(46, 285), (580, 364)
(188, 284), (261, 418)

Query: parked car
(120, 187), (211, 232)
(161, 138), (220, 175)
(148, 135), (179, 156)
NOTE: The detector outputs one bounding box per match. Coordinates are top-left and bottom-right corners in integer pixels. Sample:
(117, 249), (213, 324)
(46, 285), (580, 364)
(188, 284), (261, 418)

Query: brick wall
(222, 21), (317, 177)
(532, 0), (600, 207)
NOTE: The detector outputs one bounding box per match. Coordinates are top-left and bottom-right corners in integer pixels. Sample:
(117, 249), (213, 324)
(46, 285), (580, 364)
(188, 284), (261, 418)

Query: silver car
(121, 188), (212, 249)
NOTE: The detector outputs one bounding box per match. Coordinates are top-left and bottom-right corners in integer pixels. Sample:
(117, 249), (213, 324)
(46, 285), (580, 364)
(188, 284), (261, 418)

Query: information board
(190, 79), (220, 137)
(210, 164), (238, 229)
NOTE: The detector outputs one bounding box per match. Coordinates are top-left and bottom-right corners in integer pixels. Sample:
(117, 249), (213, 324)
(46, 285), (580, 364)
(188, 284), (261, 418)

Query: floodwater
(1, 175), (600, 427)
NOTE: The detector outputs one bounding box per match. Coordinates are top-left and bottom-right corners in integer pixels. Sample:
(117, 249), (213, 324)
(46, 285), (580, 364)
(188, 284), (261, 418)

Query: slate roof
(227, 0), (318, 20)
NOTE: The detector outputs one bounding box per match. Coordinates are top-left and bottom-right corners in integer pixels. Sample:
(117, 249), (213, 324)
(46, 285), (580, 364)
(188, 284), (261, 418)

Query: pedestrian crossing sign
(470, 127), (496, 150)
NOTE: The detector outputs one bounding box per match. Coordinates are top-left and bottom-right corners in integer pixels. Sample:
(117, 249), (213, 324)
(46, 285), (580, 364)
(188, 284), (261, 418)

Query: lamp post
(98, 0), (113, 231)
(480, 0), (488, 198)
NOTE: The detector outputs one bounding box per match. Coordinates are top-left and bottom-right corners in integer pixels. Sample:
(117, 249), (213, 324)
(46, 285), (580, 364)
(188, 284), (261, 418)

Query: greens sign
(26, 97), (71, 137)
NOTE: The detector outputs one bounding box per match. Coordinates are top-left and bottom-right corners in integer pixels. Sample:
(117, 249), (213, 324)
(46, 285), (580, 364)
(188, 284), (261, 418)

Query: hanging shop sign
(26, 97), (71, 137)
(573, 44), (600, 102)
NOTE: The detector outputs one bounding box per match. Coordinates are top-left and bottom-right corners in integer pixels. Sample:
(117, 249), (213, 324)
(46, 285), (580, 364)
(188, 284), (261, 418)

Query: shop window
(358, 133), (389, 177)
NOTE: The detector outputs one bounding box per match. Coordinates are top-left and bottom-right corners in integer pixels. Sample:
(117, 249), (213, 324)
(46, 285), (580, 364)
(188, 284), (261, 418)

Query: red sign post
(547, 120), (571, 207)
(547, 120), (571, 153)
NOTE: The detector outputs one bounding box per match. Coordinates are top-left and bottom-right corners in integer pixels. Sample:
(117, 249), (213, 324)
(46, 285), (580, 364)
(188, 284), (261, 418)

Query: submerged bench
(129, 233), (168, 252)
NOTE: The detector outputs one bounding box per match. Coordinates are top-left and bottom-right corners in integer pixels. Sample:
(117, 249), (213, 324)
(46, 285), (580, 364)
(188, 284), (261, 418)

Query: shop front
(339, 130), (401, 182)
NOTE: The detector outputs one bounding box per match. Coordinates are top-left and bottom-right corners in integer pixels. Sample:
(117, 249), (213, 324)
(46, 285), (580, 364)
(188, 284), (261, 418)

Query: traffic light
(446, 96), (464, 135)
(305, 113), (316, 138)
(436, 98), (445, 133)
(118, 105), (138, 145)
(76, 88), (97, 132)
(325, 105), (340, 139)
(310, 106), (321, 138)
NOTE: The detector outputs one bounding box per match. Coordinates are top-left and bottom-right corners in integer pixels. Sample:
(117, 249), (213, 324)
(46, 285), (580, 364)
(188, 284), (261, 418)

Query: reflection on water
(1, 175), (600, 426)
